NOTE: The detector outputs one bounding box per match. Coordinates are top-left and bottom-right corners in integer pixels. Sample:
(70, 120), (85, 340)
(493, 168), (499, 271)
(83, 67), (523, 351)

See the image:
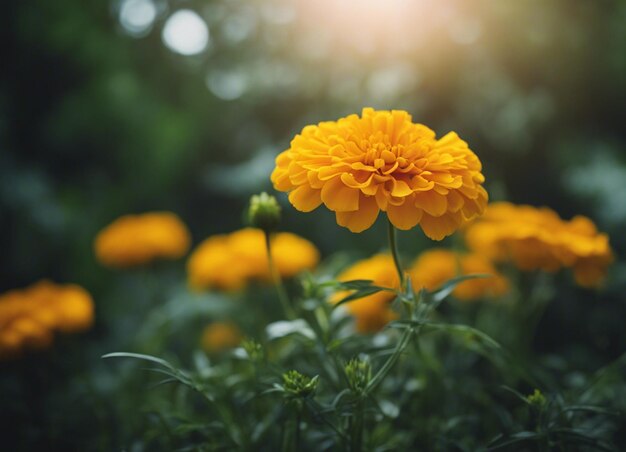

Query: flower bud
(248, 192), (281, 232)
(526, 389), (547, 408)
(345, 357), (371, 393)
(282, 370), (319, 397)
(242, 338), (264, 362)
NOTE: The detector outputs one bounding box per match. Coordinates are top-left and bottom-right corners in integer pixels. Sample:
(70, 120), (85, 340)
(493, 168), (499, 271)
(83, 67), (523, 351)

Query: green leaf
(421, 322), (503, 352)
(333, 279), (377, 290)
(333, 285), (395, 309)
(102, 352), (176, 371)
(430, 273), (491, 303)
(561, 405), (623, 417)
(487, 431), (542, 450)
(500, 385), (534, 405)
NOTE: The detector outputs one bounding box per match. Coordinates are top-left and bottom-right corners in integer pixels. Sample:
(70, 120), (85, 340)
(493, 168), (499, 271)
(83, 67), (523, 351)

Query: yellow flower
(333, 254), (399, 333)
(271, 108), (488, 240)
(201, 322), (242, 353)
(0, 280), (95, 359)
(408, 249), (509, 301)
(464, 202), (614, 288)
(187, 228), (320, 291)
(94, 212), (191, 268)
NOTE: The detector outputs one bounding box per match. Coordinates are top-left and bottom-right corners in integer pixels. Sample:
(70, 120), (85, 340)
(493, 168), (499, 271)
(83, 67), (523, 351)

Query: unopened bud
(248, 192), (281, 232)
(282, 370), (319, 397)
(345, 357), (371, 394)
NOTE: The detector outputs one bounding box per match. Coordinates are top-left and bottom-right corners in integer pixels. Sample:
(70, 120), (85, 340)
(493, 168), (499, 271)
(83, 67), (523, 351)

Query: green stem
(295, 402), (302, 451)
(264, 230), (296, 320)
(351, 397), (364, 452)
(365, 325), (414, 395)
(387, 220), (405, 288)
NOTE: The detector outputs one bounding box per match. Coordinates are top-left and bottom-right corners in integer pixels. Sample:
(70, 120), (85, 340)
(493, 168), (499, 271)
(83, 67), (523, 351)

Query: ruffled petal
(288, 185), (322, 212)
(420, 211), (463, 241)
(321, 176), (360, 212)
(387, 197), (423, 230)
(336, 195), (379, 232)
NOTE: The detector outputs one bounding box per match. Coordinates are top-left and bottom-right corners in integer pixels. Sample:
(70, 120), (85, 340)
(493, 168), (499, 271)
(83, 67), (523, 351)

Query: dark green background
(1, 0), (624, 449)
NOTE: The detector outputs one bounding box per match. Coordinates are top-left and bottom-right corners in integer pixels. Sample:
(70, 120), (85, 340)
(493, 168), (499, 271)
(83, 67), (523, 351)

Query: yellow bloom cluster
(409, 249), (509, 301)
(187, 228), (320, 291)
(0, 281), (94, 359)
(333, 255), (399, 333)
(464, 202), (613, 288)
(201, 322), (242, 353)
(272, 108), (488, 240)
(94, 212), (191, 268)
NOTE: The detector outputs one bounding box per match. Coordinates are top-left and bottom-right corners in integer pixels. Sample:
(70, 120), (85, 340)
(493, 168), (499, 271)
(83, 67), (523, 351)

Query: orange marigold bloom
(271, 108), (488, 240)
(94, 212), (191, 268)
(464, 202), (614, 288)
(408, 249), (509, 301)
(0, 280), (94, 359)
(333, 254), (399, 333)
(201, 322), (242, 353)
(187, 228), (320, 291)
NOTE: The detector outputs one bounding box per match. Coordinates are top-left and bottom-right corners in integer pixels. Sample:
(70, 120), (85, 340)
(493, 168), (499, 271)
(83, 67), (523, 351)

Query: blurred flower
(0, 281), (94, 359)
(464, 202), (614, 288)
(94, 212), (191, 268)
(333, 254), (399, 333)
(187, 228), (319, 291)
(201, 322), (242, 353)
(408, 249), (509, 301)
(271, 108), (488, 240)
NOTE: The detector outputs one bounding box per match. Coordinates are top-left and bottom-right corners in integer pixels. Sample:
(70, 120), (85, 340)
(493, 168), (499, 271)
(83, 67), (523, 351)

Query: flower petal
(387, 197), (423, 230)
(336, 195), (379, 232)
(288, 185), (322, 212)
(321, 176), (360, 212)
(414, 191), (448, 217)
(420, 211), (463, 241)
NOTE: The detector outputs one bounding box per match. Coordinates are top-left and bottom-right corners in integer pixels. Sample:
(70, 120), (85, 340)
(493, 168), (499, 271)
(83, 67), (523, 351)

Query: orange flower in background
(187, 228), (320, 291)
(201, 322), (242, 353)
(332, 254), (399, 333)
(409, 249), (509, 301)
(271, 108), (488, 240)
(0, 281), (94, 359)
(94, 212), (191, 268)
(464, 202), (614, 288)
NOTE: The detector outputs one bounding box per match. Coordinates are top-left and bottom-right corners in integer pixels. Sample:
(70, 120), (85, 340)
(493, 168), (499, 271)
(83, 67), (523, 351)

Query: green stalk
(264, 230), (296, 320)
(351, 397), (365, 452)
(387, 220), (405, 289)
(365, 325), (414, 394)
(293, 400), (302, 451)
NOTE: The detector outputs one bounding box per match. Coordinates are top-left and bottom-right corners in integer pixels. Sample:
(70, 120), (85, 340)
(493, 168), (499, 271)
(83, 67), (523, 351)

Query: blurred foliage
(1, 0), (625, 450)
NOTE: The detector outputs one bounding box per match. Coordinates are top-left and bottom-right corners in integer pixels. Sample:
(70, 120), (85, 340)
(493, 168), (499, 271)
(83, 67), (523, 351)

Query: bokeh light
(162, 9), (209, 55)
(118, 0), (157, 36)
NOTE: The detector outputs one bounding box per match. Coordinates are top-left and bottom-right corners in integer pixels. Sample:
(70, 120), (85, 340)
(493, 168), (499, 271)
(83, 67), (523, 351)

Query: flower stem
(350, 396), (365, 452)
(264, 231), (296, 320)
(387, 220), (405, 289)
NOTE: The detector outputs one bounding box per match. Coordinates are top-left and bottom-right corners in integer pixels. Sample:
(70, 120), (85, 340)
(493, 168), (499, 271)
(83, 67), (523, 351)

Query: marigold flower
(332, 254), (399, 333)
(201, 322), (242, 353)
(94, 212), (191, 268)
(408, 249), (509, 301)
(271, 108), (488, 240)
(187, 228), (320, 291)
(464, 202), (614, 288)
(0, 280), (94, 359)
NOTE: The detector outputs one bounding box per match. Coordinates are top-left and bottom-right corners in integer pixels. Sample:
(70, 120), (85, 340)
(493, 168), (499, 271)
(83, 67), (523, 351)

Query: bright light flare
(297, 0), (428, 56)
(162, 9), (209, 56)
